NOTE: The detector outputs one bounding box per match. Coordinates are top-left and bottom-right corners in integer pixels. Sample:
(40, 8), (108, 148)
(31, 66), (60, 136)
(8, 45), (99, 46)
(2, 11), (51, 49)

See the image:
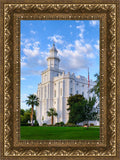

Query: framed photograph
(0, 0), (120, 159)
(20, 19), (100, 141)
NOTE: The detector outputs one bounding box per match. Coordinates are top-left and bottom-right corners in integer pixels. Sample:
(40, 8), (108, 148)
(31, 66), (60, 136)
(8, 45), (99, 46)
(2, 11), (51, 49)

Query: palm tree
(47, 108), (58, 125)
(26, 94), (39, 126)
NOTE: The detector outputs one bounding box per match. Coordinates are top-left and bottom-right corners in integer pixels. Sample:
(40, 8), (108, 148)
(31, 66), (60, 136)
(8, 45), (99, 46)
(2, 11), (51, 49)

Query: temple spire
(49, 42), (58, 55)
(47, 43), (60, 69)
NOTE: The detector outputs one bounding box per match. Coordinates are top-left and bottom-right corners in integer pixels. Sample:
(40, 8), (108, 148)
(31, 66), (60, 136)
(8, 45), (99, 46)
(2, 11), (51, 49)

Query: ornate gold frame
(0, 0), (120, 159)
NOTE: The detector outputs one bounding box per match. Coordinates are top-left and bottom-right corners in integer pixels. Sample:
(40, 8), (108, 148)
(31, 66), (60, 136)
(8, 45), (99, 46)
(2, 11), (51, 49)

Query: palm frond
(25, 94), (39, 107)
(47, 108), (58, 117)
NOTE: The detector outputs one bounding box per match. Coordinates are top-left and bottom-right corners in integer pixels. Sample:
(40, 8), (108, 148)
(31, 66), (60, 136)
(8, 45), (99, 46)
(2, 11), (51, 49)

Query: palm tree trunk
(51, 115), (53, 125)
(31, 105), (34, 126)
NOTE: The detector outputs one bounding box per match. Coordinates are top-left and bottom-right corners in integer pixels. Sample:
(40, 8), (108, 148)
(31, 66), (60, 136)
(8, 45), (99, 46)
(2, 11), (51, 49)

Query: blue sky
(20, 20), (100, 109)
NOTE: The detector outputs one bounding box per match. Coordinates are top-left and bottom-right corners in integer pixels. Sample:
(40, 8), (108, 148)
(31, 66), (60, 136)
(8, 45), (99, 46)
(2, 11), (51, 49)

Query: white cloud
(23, 41), (40, 57)
(28, 85), (34, 89)
(94, 40), (99, 50)
(86, 53), (94, 58)
(21, 38), (48, 76)
(76, 24), (85, 39)
(48, 44), (51, 49)
(76, 24), (84, 31)
(69, 25), (72, 28)
(75, 20), (80, 23)
(21, 77), (26, 80)
(21, 56), (26, 62)
(57, 40), (95, 73)
(21, 62), (27, 67)
(21, 93), (27, 99)
(48, 35), (63, 44)
(21, 69), (42, 76)
(38, 59), (47, 67)
(21, 22), (97, 77)
(89, 20), (99, 26)
(23, 48), (39, 57)
(21, 42), (24, 45)
(30, 30), (36, 34)
(21, 94), (28, 109)
(66, 44), (73, 49)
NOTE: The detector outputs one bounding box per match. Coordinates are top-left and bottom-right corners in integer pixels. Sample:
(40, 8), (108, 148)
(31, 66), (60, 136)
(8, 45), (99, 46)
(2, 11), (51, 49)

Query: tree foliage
(20, 109), (25, 116)
(83, 97), (97, 123)
(90, 73), (100, 98)
(90, 73), (100, 121)
(26, 94), (39, 106)
(20, 108), (39, 126)
(67, 94), (87, 124)
(67, 94), (97, 125)
(47, 108), (58, 125)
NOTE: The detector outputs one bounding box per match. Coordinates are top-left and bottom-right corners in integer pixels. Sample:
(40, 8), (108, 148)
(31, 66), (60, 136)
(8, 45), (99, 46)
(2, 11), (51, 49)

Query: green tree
(90, 73), (100, 120)
(83, 97), (97, 128)
(47, 108), (58, 125)
(90, 73), (100, 98)
(20, 108), (39, 126)
(67, 94), (87, 124)
(20, 109), (30, 125)
(67, 94), (97, 126)
(25, 94), (39, 126)
(20, 109), (25, 116)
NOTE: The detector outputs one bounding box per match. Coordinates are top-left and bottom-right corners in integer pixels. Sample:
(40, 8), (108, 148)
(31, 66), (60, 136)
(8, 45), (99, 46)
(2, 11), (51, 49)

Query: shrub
(59, 121), (64, 126)
(21, 123), (30, 126)
(66, 123), (76, 127)
(34, 120), (39, 126)
(54, 122), (65, 126)
(55, 122), (60, 126)
(90, 123), (94, 126)
(43, 123), (47, 126)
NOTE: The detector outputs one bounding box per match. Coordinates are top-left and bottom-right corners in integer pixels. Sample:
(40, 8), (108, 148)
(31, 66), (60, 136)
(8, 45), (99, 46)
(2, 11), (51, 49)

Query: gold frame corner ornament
(0, 0), (120, 159)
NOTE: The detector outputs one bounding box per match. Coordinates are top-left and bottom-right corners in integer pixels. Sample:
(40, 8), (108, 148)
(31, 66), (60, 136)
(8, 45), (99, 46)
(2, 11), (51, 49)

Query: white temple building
(36, 44), (99, 126)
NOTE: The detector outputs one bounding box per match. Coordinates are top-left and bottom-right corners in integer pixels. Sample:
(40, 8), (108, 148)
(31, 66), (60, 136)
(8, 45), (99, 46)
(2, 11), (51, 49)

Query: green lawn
(20, 126), (100, 140)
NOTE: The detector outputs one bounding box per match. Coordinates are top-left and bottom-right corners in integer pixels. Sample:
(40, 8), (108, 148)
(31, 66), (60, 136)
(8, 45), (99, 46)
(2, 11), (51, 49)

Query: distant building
(36, 44), (99, 126)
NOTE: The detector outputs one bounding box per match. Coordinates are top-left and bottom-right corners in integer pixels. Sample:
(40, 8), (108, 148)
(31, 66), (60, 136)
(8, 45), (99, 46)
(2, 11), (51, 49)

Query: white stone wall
(37, 70), (96, 125)
(36, 44), (98, 126)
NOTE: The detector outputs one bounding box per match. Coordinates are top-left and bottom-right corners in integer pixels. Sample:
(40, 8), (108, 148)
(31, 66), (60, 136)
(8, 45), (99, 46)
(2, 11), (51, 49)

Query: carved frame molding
(0, 0), (120, 159)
